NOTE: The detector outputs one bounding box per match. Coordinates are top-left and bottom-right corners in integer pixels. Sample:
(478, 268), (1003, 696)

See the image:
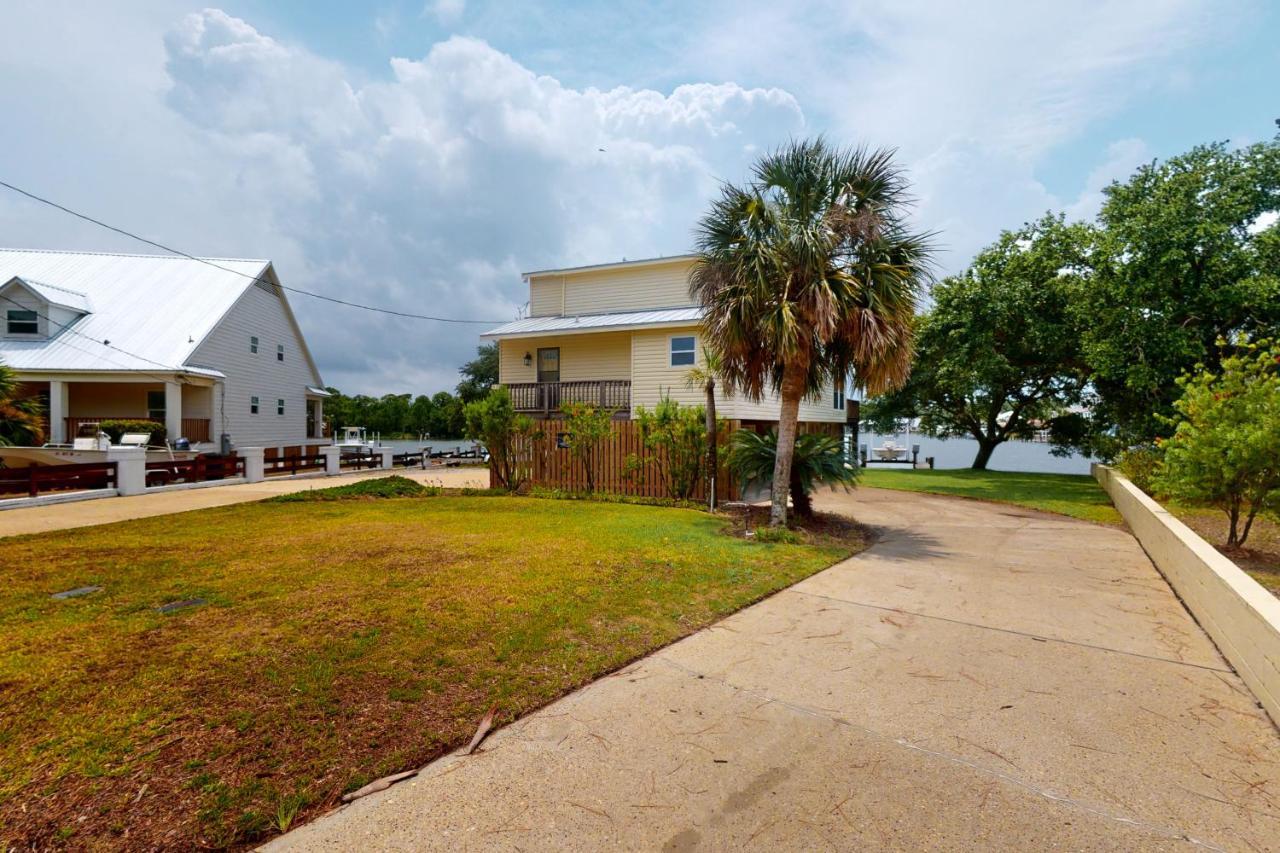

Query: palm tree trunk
(770, 362), (806, 527)
(705, 379), (717, 511)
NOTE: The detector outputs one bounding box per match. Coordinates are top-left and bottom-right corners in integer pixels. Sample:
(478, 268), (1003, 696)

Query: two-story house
(0, 248), (330, 456)
(482, 254), (852, 434)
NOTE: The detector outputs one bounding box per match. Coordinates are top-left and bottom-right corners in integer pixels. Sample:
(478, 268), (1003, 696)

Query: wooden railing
(265, 452), (327, 476)
(505, 380), (630, 416)
(144, 455), (243, 487)
(0, 461), (117, 498)
(62, 416), (211, 443)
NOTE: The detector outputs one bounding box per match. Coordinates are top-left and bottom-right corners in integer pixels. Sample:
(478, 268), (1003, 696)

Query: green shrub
(268, 475), (429, 502)
(560, 401), (616, 493)
(727, 429), (857, 518)
(753, 526), (803, 545)
(1115, 446), (1161, 493)
(1153, 337), (1280, 547)
(463, 387), (542, 492)
(626, 396), (717, 500)
(528, 486), (703, 510)
(100, 418), (166, 445)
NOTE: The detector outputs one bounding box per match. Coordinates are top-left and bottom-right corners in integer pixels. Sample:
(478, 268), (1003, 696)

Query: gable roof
(0, 248), (320, 384)
(2, 276), (93, 313)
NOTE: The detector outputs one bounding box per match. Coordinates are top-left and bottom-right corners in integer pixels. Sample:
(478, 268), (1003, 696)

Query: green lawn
(0, 484), (860, 849)
(858, 467), (1122, 526)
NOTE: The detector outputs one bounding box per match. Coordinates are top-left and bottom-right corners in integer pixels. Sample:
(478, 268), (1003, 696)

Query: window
(250, 396), (259, 414)
(6, 309), (38, 335)
(669, 335), (695, 367)
(250, 335), (258, 353)
(834, 387), (845, 410)
(147, 390), (166, 420)
(277, 344), (284, 362)
(277, 398), (285, 416)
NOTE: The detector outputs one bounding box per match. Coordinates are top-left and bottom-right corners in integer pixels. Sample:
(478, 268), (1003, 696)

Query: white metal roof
(5, 276), (93, 313)
(0, 248), (270, 374)
(522, 253), (698, 280)
(482, 306), (703, 339)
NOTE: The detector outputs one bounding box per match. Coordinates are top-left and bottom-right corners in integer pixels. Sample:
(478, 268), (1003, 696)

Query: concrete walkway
(0, 466), (487, 538)
(268, 488), (1280, 852)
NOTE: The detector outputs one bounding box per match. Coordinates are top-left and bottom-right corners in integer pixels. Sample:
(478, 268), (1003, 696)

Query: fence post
(106, 447), (146, 496)
(379, 448), (395, 470)
(319, 446), (341, 476)
(240, 447), (265, 483)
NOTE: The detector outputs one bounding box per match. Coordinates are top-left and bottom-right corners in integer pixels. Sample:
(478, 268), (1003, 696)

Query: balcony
(506, 380), (631, 417)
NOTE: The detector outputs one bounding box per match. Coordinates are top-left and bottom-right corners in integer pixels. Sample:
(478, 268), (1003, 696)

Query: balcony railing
(63, 416), (212, 443)
(506, 380), (630, 416)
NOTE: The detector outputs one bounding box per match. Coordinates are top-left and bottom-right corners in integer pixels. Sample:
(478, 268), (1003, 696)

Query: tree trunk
(971, 437), (999, 470)
(770, 362), (806, 527)
(705, 379), (717, 512)
(790, 467), (812, 518)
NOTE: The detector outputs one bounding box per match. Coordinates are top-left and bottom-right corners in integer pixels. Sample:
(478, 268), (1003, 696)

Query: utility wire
(0, 179), (504, 324)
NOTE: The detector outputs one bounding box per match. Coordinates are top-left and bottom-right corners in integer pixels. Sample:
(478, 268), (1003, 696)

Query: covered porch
(20, 374), (220, 447)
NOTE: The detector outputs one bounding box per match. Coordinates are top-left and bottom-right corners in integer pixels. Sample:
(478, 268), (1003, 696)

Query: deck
(506, 380), (630, 417)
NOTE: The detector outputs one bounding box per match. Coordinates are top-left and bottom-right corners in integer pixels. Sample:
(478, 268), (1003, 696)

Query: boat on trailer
(0, 422), (196, 466)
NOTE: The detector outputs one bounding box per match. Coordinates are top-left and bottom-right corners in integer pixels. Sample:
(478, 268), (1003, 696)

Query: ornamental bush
(1153, 338), (1280, 547)
(99, 419), (166, 445)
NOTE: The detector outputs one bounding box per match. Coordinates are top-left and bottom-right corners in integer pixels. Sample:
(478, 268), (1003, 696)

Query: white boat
(872, 440), (909, 461)
(0, 423), (196, 466)
(333, 426), (381, 455)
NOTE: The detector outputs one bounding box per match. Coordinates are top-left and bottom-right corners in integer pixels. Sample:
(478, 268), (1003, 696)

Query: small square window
(277, 399), (285, 416)
(277, 344), (284, 362)
(250, 336), (258, 354)
(669, 335), (696, 367)
(6, 309), (38, 335)
(250, 396), (259, 414)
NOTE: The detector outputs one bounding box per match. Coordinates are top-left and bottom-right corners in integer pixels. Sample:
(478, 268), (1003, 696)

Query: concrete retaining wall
(1093, 464), (1280, 725)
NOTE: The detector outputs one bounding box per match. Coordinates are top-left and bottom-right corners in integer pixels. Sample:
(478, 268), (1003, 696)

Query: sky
(1, 1), (1276, 395)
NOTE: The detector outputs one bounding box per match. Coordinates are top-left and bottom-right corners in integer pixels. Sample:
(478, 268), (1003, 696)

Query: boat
(0, 422), (196, 466)
(872, 440), (910, 461)
(333, 426), (382, 455)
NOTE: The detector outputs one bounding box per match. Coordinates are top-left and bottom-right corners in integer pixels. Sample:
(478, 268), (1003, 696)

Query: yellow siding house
(482, 255), (851, 429)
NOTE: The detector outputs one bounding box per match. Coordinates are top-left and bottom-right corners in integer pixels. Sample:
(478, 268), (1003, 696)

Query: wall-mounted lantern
(523, 351), (533, 367)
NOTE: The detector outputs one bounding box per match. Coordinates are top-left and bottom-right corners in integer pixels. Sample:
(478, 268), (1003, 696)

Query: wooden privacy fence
(0, 461), (117, 498)
(491, 419), (741, 501)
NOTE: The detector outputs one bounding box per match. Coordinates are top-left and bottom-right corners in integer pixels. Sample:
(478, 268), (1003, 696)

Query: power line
(0, 179), (504, 325)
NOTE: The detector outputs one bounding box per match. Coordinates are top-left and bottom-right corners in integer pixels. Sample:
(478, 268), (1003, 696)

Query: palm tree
(691, 138), (932, 526)
(0, 361), (44, 447)
(726, 429), (857, 519)
(684, 347), (726, 510)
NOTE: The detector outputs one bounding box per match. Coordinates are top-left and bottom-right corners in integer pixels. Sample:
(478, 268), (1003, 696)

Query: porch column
(49, 380), (69, 443)
(164, 380), (182, 442)
(314, 398), (324, 439)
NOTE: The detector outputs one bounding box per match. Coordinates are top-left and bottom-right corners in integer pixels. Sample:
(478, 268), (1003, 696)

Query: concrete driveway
(267, 488), (1280, 851)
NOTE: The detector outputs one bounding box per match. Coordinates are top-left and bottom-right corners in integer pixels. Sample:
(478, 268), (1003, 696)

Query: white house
(0, 248), (329, 455)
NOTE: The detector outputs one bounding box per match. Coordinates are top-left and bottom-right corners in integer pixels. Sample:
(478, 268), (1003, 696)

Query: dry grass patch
(0, 492), (861, 849)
